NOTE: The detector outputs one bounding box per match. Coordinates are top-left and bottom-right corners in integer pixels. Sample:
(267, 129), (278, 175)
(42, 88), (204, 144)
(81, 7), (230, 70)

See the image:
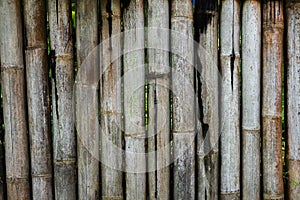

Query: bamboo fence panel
(0, 0), (298, 199)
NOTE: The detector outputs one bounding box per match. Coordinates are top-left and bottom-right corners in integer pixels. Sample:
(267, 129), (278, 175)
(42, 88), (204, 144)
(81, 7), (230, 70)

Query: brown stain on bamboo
(262, 0), (285, 199)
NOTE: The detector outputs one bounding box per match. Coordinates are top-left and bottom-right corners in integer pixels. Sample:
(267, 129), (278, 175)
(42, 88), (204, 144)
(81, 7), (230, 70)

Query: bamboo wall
(0, 0), (299, 199)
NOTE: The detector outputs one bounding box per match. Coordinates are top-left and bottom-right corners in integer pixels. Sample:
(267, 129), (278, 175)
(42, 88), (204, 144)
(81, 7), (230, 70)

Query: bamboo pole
(48, 0), (76, 199)
(147, 1), (170, 199)
(171, 0), (195, 199)
(195, 1), (219, 199)
(0, 0), (31, 198)
(286, 1), (300, 199)
(262, 1), (284, 199)
(241, 1), (261, 199)
(100, 0), (123, 199)
(0, 80), (5, 200)
(76, 0), (99, 199)
(220, 0), (241, 199)
(123, 0), (146, 199)
(23, 0), (53, 199)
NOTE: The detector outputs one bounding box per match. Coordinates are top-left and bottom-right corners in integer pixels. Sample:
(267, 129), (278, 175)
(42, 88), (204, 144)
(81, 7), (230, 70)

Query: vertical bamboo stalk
(195, 1), (219, 199)
(171, 0), (195, 199)
(262, 1), (284, 199)
(100, 0), (123, 199)
(23, 0), (53, 199)
(0, 77), (5, 200)
(147, 1), (170, 199)
(0, 0), (31, 199)
(48, 0), (76, 199)
(76, 0), (99, 199)
(285, 1), (300, 199)
(241, 1), (261, 199)
(220, 0), (241, 199)
(123, 0), (146, 199)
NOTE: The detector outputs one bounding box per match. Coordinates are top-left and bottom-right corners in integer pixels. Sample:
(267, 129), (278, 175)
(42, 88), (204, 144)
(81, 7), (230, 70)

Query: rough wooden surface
(100, 0), (123, 199)
(48, 0), (76, 199)
(147, 0), (170, 199)
(0, 0), (31, 199)
(286, 1), (300, 199)
(220, 0), (241, 199)
(195, 1), (219, 199)
(171, 0), (195, 199)
(76, 0), (100, 199)
(123, 0), (146, 199)
(24, 0), (53, 199)
(241, 1), (261, 200)
(262, 1), (284, 199)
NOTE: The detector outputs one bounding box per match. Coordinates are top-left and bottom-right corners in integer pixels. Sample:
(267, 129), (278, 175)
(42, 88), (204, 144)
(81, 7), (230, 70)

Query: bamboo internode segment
(262, 1), (285, 199)
(0, 0), (31, 199)
(241, 1), (261, 200)
(286, 1), (300, 199)
(100, 0), (123, 199)
(220, 0), (241, 199)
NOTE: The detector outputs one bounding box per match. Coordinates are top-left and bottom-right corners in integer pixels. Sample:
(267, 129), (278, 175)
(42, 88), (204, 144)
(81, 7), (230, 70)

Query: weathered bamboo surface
(171, 0), (195, 199)
(48, 0), (76, 199)
(147, 0), (170, 199)
(241, 1), (261, 200)
(0, 76), (5, 200)
(262, 1), (285, 200)
(24, 0), (53, 199)
(76, 0), (100, 199)
(195, 1), (219, 199)
(100, 0), (123, 199)
(286, 1), (300, 199)
(0, 0), (31, 199)
(220, 0), (241, 199)
(1, 0), (300, 199)
(123, 0), (146, 199)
